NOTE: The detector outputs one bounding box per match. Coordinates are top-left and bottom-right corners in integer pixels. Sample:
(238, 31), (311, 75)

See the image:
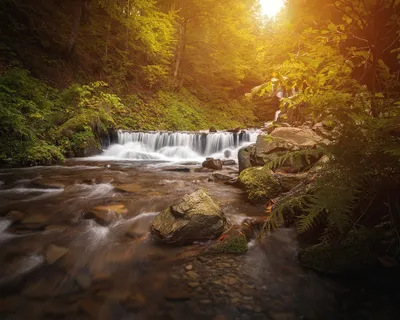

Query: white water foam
(91, 130), (260, 162)
(0, 219), (13, 242)
(0, 254), (44, 284)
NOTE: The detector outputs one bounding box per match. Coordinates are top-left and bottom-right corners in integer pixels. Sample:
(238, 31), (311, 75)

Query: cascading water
(95, 130), (259, 161)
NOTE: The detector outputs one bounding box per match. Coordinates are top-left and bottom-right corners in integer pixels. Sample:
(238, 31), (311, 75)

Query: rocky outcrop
(237, 125), (332, 204)
(202, 158), (223, 170)
(151, 189), (227, 244)
(239, 126), (328, 173)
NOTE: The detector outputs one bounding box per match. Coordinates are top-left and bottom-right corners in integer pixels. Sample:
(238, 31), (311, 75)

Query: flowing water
(0, 130), (399, 319)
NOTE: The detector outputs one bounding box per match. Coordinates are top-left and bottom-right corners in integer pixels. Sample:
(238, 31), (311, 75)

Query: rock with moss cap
(206, 228), (248, 254)
(151, 188), (227, 245)
(239, 166), (283, 203)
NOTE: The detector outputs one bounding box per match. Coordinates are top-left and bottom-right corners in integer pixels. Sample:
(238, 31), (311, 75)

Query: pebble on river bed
(46, 244), (69, 264)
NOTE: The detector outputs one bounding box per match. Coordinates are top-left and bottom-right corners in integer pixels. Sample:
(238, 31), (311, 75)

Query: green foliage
(0, 68), (64, 165)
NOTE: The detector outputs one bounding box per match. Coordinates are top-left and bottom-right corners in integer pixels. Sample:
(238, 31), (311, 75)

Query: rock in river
(239, 166), (283, 203)
(202, 158), (223, 170)
(151, 189), (227, 244)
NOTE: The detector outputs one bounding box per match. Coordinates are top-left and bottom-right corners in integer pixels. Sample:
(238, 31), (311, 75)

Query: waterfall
(274, 110), (281, 122)
(94, 130), (259, 161)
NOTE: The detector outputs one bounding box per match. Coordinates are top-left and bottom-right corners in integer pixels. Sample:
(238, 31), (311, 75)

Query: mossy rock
(298, 229), (382, 275)
(151, 188), (227, 244)
(206, 229), (248, 254)
(239, 166), (283, 203)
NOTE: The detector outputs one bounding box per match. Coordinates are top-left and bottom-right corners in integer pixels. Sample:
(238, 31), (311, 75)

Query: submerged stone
(84, 204), (128, 225)
(151, 188), (227, 244)
(46, 244), (69, 264)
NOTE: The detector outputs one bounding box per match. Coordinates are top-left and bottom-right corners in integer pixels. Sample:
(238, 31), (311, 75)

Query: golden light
(259, 0), (285, 18)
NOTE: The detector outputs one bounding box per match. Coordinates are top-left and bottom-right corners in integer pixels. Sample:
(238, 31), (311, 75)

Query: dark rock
(212, 172), (234, 182)
(223, 178), (240, 186)
(222, 159), (236, 166)
(74, 138), (102, 157)
(151, 189), (227, 244)
(164, 167), (191, 172)
(238, 144), (255, 173)
(6, 210), (25, 221)
(164, 287), (192, 301)
(227, 128), (241, 133)
(202, 158), (223, 170)
(209, 127), (217, 133)
(194, 167), (214, 173)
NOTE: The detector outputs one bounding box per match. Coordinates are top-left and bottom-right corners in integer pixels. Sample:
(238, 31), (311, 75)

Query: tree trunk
(66, 0), (91, 58)
(173, 24), (183, 78)
(174, 20), (187, 89)
(105, 16), (112, 62)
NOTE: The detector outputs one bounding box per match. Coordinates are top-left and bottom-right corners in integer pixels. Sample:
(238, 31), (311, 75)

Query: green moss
(239, 166), (283, 203)
(298, 228), (382, 274)
(207, 230), (248, 254)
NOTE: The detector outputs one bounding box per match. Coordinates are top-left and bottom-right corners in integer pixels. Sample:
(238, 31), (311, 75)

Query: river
(0, 131), (398, 319)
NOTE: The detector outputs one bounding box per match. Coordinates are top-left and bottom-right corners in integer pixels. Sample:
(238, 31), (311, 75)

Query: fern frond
(264, 146), (324, 172)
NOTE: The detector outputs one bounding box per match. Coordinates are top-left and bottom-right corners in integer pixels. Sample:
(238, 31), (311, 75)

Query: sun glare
(259, 0), (285, 18)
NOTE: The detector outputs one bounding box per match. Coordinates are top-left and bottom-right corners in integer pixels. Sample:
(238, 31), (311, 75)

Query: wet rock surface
(151, 189), (227, 244)
(202, 158), (223, 170)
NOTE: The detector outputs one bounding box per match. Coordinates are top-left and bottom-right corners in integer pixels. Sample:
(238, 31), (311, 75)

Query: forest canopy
(0, 0), (399, 163)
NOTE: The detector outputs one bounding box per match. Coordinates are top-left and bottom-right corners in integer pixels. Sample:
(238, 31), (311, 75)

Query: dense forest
(1, 0), (400, 272)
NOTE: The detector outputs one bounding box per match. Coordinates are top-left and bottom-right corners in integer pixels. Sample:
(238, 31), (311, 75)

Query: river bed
(0, 131), (399, 319)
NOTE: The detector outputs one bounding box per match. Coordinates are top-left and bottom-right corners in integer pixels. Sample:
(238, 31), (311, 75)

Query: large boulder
(239, 166), (283, 203)
(258, 127), (325, 153)
(238, 145), (255, 173)
(151, 189), (227, 244)
(251, 127), (327, 170)
(202, 158), (223, 170)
